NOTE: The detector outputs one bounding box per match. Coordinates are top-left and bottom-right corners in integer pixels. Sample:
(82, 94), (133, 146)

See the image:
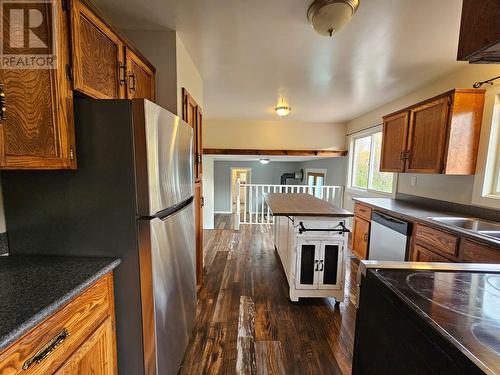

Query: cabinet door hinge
(66, 64), (73, 82)
(70, 147), (74, 160)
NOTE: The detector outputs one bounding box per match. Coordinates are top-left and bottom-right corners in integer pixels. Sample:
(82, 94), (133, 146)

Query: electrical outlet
(411, 176), (417, 186)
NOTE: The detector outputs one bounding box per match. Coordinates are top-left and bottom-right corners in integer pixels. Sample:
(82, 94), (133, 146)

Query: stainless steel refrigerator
(3, 99), (197, 375)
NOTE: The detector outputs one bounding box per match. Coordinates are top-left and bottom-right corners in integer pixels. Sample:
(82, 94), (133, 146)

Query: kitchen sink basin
(428, 217), (500, 239)
(479, 231), (500, 240)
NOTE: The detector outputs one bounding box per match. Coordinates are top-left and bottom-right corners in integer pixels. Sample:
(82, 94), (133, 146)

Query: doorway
(230, 168), (252, 213)
(306, 169), (326, 198)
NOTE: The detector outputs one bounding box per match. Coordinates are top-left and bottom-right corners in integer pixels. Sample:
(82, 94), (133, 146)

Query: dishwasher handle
(372, 211), (412, 236)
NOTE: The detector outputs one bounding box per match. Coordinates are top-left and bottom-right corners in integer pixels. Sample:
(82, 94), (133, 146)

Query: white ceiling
(94, 0), (466, 123)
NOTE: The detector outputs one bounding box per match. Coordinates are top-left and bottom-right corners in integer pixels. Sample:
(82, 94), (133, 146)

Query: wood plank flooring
(180, 214), (358, 375)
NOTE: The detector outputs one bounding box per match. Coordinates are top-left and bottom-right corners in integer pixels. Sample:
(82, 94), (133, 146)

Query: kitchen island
(265, 193), (353, 302)
(354, 261), (500, 375)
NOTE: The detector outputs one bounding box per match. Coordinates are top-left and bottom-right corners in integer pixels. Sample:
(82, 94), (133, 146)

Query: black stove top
(374, 269), (500, 374)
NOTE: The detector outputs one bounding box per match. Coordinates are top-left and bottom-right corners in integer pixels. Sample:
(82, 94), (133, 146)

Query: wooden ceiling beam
(203, 148), (348, 157)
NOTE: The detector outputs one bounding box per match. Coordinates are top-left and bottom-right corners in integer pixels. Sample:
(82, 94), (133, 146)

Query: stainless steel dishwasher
(368, 211), (412, 261)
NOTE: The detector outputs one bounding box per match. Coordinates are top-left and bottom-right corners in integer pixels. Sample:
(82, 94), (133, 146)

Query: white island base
(273, 215), (348, 303)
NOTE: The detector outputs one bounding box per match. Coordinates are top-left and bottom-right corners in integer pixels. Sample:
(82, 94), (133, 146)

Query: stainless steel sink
(479, 231), (500, 240)
(428, 217), (500, 239)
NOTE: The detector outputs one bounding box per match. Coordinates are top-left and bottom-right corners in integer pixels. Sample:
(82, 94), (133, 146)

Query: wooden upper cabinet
(125, 48), (155, 101)
(380, 112), (409, 172)
(0, 0), (76, 169)
(405, 96), (450, 174)
(182, 88), (202, 181)
(196, 108), (203, 178)
(380, 89), (485, 175)
(71, 0), (126, 99)
(457, 0), (500, 63)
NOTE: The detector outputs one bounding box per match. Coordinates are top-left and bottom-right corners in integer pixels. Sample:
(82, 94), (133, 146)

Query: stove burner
(486, 275), (500, 292)
(406, 272), (500, 322)
(471, 323), (500, 355)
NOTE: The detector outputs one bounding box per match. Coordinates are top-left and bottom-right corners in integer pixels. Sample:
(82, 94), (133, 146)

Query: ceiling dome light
(275, 105), (291, 117)
(307, 0), (359, 37)
(259, 159), (270, 165)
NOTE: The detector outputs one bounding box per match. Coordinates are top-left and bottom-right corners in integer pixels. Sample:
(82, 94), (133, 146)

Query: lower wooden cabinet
(458, 239), (500, 263)
(54, 317), (116, 375)
(411, 244), (450, 262)
(0, 273), (117, 375)
(352, 216), (370, 260)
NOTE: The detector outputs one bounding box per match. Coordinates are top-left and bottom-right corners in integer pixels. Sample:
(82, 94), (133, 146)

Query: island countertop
(371, 266), (500, 375)
(0, 255), (121, 352)
(265, 193), (353, 217)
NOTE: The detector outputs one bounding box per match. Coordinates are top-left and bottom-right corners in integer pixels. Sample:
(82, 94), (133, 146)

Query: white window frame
(346, 125), (397, 197)
(472, 88), (500, 209)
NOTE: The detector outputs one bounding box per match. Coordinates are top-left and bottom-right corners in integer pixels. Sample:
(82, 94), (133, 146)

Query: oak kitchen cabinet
(380, 89), (485, 175)
(70, 0), (126, 99)
(182, 88), (203, 181)
(0, 0), (76, 169)
(0, 0), (156, 170)
(351, 203), (372, 260)
(182, 88), (204, 287)
(125, 48), (155, 101)
(353, 200), (500, 264)
(457, 0), (500, 63)
(0, 273), (117, 375)
(71, 0), (155, 101)
(409, 224), (500, 264)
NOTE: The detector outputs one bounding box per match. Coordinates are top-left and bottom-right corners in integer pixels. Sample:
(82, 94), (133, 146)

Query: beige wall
(121, 30), (177, 113)
(176, 34), (204, 114)
(204, 119), (347, 150)
(346, 64), (500, 207)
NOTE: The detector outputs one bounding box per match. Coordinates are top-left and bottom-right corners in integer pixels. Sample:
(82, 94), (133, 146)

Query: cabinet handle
(319, 260), (324, 271)
(314, 260), (319, 271)
(23, 328), (70, 370)
(0, 83), (6, 121)
(118, 63), (126, 85)
(128, 72), (136, 91)
(363, 233), (368, 242)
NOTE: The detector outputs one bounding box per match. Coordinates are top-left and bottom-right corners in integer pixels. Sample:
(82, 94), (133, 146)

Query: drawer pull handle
(0, 83), (6, 121)
(23, 328), (70, 370)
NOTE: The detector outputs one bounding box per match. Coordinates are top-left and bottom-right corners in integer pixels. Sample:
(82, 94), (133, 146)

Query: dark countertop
(0, 256), (120, 352)
(353, 197), (500, 248)
(372, 267), (500, 375)
(265, 193), (353, 217)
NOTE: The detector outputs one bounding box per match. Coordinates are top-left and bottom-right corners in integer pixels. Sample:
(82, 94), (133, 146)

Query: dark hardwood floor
(180, 214), (358, 375)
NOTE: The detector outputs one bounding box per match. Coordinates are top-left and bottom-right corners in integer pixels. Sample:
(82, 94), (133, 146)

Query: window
(350, 130), (394, 193)
(493, 153), (500, 196)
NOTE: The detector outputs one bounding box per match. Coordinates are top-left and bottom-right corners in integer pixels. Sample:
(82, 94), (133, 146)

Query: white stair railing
(235, 184), (344, 226)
